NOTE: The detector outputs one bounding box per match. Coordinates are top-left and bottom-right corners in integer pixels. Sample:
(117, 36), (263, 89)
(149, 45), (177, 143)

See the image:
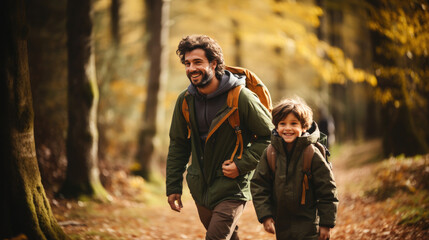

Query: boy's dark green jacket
(251, 123), (338, 239)
(166, 87), (273, 209)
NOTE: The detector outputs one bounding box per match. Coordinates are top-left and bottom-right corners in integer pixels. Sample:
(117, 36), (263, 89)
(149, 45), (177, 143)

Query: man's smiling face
(184, 48), (216, 88)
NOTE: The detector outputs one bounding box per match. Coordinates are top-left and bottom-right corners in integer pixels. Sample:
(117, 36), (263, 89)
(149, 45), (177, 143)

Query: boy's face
(276, 113), (306, 144)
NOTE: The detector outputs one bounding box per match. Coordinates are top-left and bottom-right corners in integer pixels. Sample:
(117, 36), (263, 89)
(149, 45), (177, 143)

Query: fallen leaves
(50, 142), (429, 239)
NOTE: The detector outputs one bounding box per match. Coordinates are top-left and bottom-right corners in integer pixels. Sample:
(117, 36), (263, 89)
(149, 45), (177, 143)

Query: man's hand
(222, 160), (239, 178)
(167, 193), (183, 212)
(263, 217), (275, 234)
(318, 226), (331, 240)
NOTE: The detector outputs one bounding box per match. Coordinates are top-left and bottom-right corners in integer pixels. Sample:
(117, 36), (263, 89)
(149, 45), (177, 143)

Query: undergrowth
(365, 154), (429, 228)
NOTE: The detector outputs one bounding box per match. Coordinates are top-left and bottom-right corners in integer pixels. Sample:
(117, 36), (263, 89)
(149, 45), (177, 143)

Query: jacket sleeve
(166, 92), (192, 196)
(250, 149), (275, 223)
(311, 149), (339, 228)
(234, 89), (273, 174)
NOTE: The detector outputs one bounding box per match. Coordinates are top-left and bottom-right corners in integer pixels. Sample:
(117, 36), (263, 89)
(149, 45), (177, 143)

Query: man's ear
(210, 60), (217, 70)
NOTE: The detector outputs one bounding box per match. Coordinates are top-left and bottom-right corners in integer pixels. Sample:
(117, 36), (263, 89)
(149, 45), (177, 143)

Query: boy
(251, 98), (338, 240)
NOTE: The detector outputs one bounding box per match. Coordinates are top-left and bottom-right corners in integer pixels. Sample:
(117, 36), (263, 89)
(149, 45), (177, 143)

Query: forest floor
(51, 139), (429, 239)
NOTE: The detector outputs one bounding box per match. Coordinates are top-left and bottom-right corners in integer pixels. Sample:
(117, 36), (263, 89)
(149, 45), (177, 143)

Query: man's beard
(188, 69), (215, 88)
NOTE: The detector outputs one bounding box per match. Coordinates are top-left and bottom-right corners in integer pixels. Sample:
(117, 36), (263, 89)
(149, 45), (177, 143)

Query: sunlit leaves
(368, 1), (429, 57)
(170, 0), (376, 92)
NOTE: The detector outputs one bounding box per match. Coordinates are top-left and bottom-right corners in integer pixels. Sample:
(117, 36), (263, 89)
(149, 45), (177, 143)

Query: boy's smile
(276, 113), (305, 145)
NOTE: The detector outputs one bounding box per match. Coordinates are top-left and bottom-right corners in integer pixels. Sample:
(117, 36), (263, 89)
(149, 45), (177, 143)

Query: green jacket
(251, 124), (338, 239)
(166, 87), (273, 209)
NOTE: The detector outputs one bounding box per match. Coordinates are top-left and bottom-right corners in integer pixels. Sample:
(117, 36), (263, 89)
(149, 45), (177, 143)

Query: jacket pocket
(185, 167), (204, 203)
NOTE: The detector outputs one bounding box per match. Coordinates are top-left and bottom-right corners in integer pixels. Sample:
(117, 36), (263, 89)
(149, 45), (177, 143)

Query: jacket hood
(187, 70), (245, 100)
(271, 121), (320, 154)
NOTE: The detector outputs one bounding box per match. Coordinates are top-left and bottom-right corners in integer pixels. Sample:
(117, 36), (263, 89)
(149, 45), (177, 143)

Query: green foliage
(395, 191), (429, 226)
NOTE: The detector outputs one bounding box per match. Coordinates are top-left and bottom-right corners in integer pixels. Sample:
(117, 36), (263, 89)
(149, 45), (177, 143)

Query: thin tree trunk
(273, 0), (286, 102)
(111, 0), (121, 48)
(60, 0), (109, 200)
(0, 0), (68, 238)
(232, 18), (242, 66)
(135, 0), (170, 180)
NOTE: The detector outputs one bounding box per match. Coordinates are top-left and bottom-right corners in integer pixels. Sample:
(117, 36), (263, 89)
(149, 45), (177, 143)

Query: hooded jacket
(251, 123), (338, 240)
(166, 70), (273, 209)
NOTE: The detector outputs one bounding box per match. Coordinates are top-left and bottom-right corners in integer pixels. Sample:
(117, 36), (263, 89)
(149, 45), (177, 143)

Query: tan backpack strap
(314, 142), (326, 158)
(181, 92), (191, 139)
(226, 86), (244, 162)
(301, 144), (314, 205)
(266, 144), (276, 173)
(206, 107), (237, 143)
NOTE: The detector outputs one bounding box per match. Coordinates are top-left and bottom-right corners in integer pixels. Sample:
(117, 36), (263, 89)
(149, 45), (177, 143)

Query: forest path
(53, 139), (424, 239)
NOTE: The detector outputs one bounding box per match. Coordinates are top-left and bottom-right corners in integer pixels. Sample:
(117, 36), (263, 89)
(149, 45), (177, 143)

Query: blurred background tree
(366, 0), (429, 156)
(58, 0), (109, 200)
(21, 0), (428, 194)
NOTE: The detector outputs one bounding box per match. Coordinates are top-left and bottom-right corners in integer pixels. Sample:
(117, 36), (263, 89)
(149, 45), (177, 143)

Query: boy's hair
(176, 35), (225, 80)
(272, 98), (313, 130)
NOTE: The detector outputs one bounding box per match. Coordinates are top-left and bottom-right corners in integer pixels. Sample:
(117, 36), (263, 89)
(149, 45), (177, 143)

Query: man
(166, 35), (273, 240)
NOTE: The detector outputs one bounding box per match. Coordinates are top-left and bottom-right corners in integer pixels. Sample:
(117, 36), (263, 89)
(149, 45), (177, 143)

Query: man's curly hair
(272, 98), (313, 131)
(176, 35), (225, 80)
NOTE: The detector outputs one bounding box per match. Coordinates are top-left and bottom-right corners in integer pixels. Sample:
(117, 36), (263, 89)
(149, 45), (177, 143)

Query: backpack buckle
(234, 126), (241, 134)
(302, 170), (312, 179)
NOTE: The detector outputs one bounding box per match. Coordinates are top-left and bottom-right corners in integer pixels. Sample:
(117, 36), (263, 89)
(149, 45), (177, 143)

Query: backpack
(181, 65), (272, 163)
(266, 132), (331, 205)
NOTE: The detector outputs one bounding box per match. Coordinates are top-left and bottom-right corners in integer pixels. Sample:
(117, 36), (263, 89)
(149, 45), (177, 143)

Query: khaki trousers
(196, 200), (246, 240)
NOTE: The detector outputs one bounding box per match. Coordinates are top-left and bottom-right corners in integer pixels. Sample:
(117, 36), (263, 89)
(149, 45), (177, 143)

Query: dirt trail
(54, 139), (426, 239)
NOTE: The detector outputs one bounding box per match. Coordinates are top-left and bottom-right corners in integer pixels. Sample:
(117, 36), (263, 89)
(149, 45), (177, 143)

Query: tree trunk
(0, 0), (68, 238)
(25, 0), (69, 193)
(368, 0), (429, 156)
(135, 0), (170, 180)
(232, 18), (242, 66)
(110, 0), (121, 48)
(272, 0), (286, 102)
(59, 0), (109, 200)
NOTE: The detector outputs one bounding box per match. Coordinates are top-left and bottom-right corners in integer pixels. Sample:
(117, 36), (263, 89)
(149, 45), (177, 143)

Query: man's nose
(187, 63), (196, 72)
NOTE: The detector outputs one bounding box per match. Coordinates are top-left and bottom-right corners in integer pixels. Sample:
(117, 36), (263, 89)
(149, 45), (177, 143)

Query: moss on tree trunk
(0, 0), (68, 238)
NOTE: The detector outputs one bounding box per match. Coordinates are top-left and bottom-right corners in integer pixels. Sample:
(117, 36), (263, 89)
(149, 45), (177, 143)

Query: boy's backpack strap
(314, 142), (326, 158)
(266, 144), (276, 173)
(226, 85), (244, 162)
(181, 91), (191, 139)
(301, 144), (314, 205)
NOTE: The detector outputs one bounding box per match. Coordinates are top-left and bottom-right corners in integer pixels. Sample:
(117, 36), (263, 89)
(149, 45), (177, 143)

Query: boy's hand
(318, 226), (330, 240)
(222, 160), (239, 178)
(263, 217), (275, 234)
(167, 193), (183, 212)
